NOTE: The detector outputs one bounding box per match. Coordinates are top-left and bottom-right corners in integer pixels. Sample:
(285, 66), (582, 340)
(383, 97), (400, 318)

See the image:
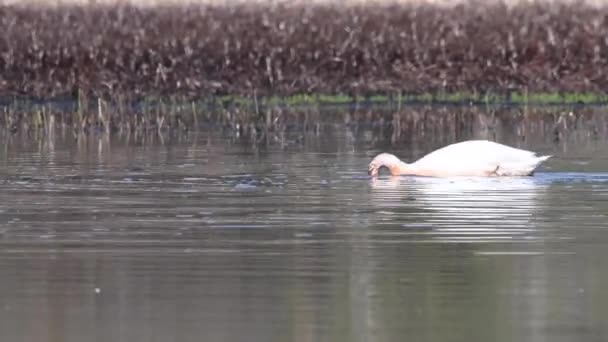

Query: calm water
(0, 124), (607, 342)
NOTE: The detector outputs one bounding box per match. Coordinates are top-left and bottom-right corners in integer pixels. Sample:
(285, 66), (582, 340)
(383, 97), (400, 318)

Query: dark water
(0, 124), (607, 342)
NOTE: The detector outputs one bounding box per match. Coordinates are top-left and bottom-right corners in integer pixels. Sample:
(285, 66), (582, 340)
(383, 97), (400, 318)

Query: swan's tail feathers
(527, 155), (552, 175)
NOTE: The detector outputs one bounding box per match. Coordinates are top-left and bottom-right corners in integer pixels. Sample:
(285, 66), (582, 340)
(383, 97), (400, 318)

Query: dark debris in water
(223, 175), (287, 190)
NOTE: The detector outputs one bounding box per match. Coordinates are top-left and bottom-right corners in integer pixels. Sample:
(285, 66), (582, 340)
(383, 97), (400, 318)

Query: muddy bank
(1, 1), (608, 101)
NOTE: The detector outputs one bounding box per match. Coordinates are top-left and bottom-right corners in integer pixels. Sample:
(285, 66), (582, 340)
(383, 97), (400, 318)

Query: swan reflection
(370, 175), (550, 242)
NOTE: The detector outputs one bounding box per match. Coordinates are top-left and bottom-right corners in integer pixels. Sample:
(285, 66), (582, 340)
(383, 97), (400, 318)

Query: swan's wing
(414, 140), (530, 165)
(496, 155), (552, 176)
(413, 140), (543, 176)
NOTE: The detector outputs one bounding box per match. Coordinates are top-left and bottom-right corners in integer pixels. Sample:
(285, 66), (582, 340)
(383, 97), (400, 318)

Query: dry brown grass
(2, 0), (608, 7)
(1, 1), (608, 100)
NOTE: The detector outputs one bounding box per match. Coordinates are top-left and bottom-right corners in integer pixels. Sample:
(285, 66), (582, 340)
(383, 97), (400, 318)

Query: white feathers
(412, 140), (551, 176)
(371, 140), (552, 177)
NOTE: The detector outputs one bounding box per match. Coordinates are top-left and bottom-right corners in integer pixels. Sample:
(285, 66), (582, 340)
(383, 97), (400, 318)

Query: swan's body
(368, 140), (551, 177)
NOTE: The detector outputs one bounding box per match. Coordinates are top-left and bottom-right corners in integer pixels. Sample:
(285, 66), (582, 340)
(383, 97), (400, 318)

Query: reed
(2, 97), (606, 147)
(2, 1), (608, 138)
(1, 1), (608, 101)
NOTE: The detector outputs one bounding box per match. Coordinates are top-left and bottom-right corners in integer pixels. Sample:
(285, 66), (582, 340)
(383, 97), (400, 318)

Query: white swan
(368, 140), (552, 177)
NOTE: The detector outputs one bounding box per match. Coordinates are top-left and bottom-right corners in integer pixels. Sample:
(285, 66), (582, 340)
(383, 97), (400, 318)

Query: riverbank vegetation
(2, 1), (608, 135)
(1, 99), (605, 146)
(2, 1), (608, 101)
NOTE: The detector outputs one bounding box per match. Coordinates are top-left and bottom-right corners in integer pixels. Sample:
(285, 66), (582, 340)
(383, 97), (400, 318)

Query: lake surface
(0, 120), (607, 342)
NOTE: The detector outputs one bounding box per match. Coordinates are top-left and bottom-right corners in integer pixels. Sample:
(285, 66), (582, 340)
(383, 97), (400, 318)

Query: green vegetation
(214, 91), (608, 107)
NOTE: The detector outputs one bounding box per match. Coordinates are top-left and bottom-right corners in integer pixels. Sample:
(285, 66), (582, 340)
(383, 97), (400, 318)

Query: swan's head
(368, 153), (404, 177)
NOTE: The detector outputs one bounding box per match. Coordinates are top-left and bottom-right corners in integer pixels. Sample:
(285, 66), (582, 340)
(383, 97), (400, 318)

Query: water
(0, 125), (607, 342)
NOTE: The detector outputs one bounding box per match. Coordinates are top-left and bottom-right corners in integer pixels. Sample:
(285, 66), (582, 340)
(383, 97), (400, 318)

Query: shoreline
(3, 91), (608, 109)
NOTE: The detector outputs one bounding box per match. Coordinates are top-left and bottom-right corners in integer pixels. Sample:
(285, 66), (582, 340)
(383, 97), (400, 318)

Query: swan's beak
(368, 163), (379, 177)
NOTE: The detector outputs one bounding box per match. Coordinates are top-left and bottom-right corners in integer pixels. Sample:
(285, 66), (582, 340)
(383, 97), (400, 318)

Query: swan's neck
(369, 153), (415, 176)
(390, 160), (412, 176)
